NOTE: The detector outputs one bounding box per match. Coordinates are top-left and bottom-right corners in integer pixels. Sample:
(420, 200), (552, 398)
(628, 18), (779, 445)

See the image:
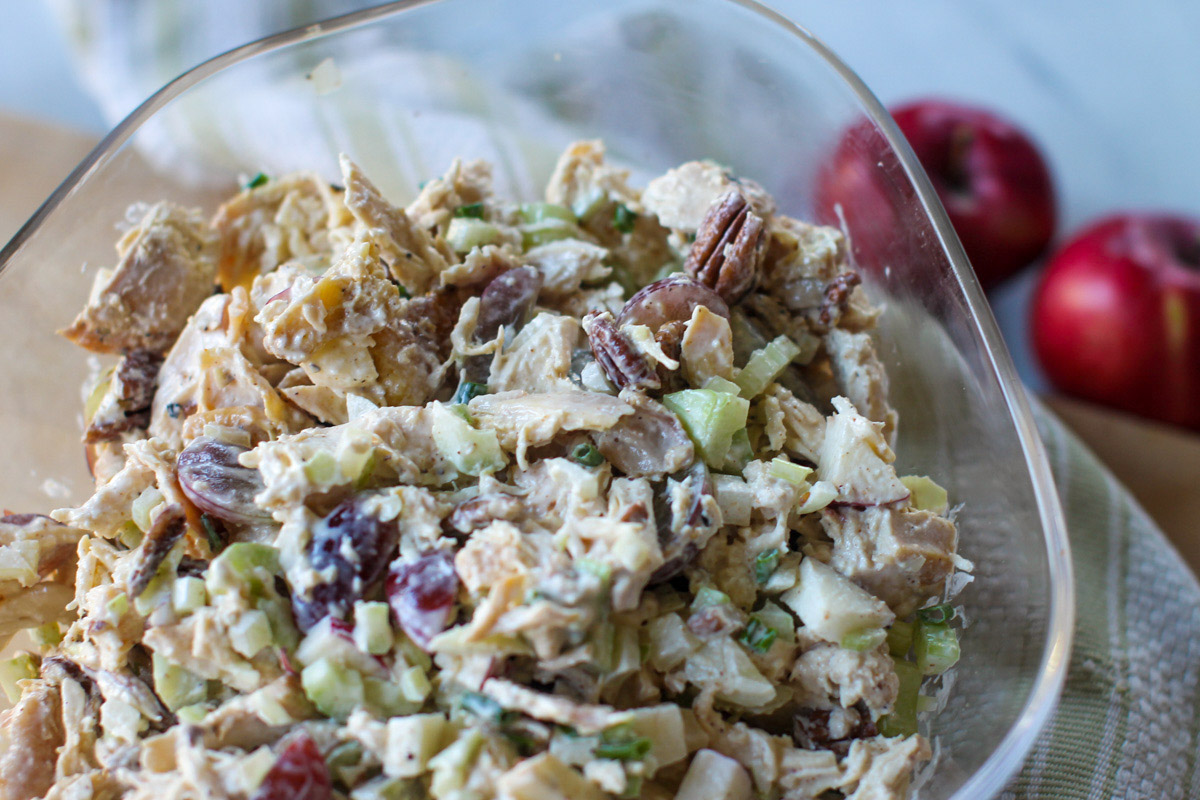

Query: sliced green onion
(454, 202), (486, 219)
(460, 691), (513, 724)
(613, 204), (637, 234)
(569, 442), (604, 467)
(453, 381), (488, 406)
(768, 457), (813, 486)
(915, 620), (960, 675)
(245, 172), (269, 190)
(840, 627), (886, 652)
(737, 617), (778, 654)
(621, 774), (644, 799)
(200, 514), (224, 554)
(596, 724), (652, 761)
(733, 335), (802, 398)
(879, 659), (921, 738)
(887, 620), (914, 658)
(754, 548), (780, 584)
(916, 603), (955, 624)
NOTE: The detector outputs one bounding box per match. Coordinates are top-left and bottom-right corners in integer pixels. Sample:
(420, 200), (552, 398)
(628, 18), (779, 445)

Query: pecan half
(582, 311), (660, 391)
(684, 190), (766, 304)
(84, 349), (164, 443)
(447, 492), (524, 535)
(127, 504), (187, 597)
(817, 271), (863, 329)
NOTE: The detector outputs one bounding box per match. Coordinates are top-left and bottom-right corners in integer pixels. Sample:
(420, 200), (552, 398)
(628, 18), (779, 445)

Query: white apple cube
(783, 557), (894, 645)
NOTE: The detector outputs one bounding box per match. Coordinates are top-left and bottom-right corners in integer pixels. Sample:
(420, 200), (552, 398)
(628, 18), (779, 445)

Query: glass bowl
(0, 1), (1073, 797)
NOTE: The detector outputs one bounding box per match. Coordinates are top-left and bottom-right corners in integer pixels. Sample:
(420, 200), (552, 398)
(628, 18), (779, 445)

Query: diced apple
(782, 557), (894, 644)
(674, 749), (753, 800)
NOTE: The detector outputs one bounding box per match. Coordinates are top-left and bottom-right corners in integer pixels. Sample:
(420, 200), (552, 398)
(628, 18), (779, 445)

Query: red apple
(1031, 214), (1200, 429)
(891, 100), (1057, 289)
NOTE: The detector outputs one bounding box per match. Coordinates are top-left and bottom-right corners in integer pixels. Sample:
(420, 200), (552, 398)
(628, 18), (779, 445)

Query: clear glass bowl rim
(0, 1), (1075, 797)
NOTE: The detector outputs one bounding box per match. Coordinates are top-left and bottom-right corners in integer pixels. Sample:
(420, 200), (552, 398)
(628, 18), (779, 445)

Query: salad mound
(0, 141), (969, 800)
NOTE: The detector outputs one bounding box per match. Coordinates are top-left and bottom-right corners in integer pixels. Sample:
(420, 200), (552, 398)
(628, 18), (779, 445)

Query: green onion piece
(503, 729), (539, 756)
(733, 335), (802, 398)
(460, 691), (513, 724)
(569, 442), (604, 467)
(737, 617), (778, 654)
(621, 775), (644, 799)
(879, 659), (921, 737)
(200, 514), (224, 554)
(915, 620), (960, 675)
(454, 202), (486, 219)
(613, 204), (637, 234)
(840, 627), (886, 652)
(887, 620), (914, 658)
(453, 381), (488, 405)
(596, 724), (652, 761)
(392, 281), (411, 299)
(916, 603), (955, 624)
(754, 548), (780, 584)
(245, 172), (268, 189)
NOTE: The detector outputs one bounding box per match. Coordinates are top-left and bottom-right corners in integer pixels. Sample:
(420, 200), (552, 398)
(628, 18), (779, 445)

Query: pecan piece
(447, 492), (524, 535)
(817, 271), (863, 329)
(127, 504), (187, 597)
(684, 190), (766, 303)
(85, 349), (164, 443)
(582, 311), (660, 391)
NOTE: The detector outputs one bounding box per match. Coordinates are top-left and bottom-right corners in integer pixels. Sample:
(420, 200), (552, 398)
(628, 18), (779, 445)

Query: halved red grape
(386, 551), (458, 650)
(252, 732), (331, 800)
(617, 275), (730, 331)
(176, 436), (272, 525)
(293, 494), (401, 631)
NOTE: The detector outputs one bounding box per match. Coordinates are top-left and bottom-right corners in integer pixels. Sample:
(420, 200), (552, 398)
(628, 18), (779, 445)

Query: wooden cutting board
(2, 110), (1198, 569)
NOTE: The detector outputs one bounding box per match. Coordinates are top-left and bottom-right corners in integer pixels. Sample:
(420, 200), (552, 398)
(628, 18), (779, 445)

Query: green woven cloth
(1004, 409), (1200, 799)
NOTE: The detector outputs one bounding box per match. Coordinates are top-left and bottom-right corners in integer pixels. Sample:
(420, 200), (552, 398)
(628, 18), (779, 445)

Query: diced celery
(887, 620), (914, 658)
(350, 776), (424, 800)
(131, 487), (165, 533)
(429, 729), (486, 798)
(249, 687), (295, 726)
(645, 614), (700, 672)
(230, 609), (274, 658)
(703, 375), (742, 395)
(153, 653), (208, 712)
(733, 335), (801, 398)
(83, 368), (115, 423)
(117, 520), (143, 549)
(916, 603), (955, 624)
(172, 576), (208, 615)
(795, 480), (838, 515)
(662, 389), (750, 468)
(447, 218), (504, 252)
(238, 746), (276, 794)
(768, 458), (813, 486)
(206, 543), (280, 599)
(712, 474), (753, 527)
(521, 219), (577, 249)
(571, 187), (607, 221)
(354, 601), (394, 655)
(301, 657), (364, 720)
(841, 627), (887, 652)
(691, 585), (731, 610)
(204, 424), (252, 448)
(916, 694), (937, 713)
(518, 202), (574, 224)
(429, 403), (507, 477)
(879, 660), (922, 737)
(398, 665), (431, 703)
(176, 703), (210, 724)
(0, 652), (37, 703)
(915, 620), (960, 675)
(106, 592), (129, 622)
(364, 676), (418, 717)
(28, 623), (62, 649)
(303, 450), (337, 484)
(901, 475), (949, 514)
(722, 428), (753, 473)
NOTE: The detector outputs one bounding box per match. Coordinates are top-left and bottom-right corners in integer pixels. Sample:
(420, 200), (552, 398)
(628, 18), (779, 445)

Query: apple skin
(891, 100), (1057, 289)
(1031, 214), (1200, 429)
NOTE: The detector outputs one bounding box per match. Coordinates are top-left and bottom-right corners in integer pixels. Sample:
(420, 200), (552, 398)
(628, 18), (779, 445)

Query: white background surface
(3, 1), (1199, 389)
